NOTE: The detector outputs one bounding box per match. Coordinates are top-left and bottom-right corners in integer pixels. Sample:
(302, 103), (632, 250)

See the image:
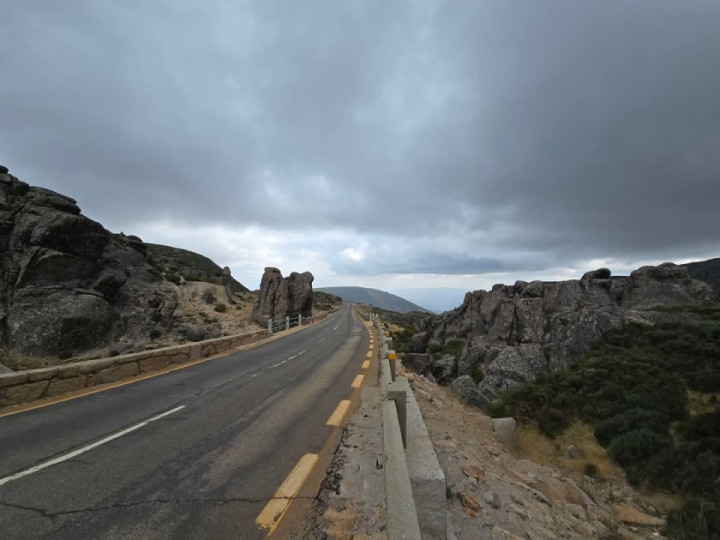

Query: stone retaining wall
(0, 329), (270, 408)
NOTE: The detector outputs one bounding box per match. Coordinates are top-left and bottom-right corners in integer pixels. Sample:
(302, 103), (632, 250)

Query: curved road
(0, 303), (372, 539)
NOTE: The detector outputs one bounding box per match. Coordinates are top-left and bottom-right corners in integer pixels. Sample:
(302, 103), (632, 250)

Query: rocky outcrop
(684, 257), (720, 299)
(251, 267), (314, 324)
(0, 166), (178, 366)
(408, 263), (714, 407)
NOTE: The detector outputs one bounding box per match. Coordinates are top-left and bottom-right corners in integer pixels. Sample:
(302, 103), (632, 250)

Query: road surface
(0, 303), (373, 539)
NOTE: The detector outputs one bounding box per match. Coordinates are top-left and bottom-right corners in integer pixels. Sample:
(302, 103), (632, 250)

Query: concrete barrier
(394, 377), (447, 538)
(375, 316), (448, 539)
(383, 398), (422, 540)
(0, 329), (270, 409)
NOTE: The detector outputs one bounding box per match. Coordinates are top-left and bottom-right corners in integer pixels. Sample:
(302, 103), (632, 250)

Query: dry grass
(514, 421), (624, 481)
(686, 390), (720, 416)
(175, 282), (259, 335)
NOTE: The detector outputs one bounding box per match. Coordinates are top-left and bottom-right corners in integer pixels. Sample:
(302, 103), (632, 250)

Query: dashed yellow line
(366, 351), (373, 359)
(351, 374), (364, 389)
(256, 453), (319, 535)
(361, 360), (370, 369)
(326, 400), (352, 426)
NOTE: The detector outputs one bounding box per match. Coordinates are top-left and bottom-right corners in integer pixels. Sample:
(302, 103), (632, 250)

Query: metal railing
(266, 314), (315, 333)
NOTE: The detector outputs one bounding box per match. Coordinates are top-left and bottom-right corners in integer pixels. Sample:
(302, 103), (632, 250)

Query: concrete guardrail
(0, 328), (272, 409)
(0, 309), (339, 410)
(369, 313), (448, 539)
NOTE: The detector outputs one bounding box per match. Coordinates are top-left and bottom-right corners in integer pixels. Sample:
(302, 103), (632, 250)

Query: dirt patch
(408, 367), (672, 539)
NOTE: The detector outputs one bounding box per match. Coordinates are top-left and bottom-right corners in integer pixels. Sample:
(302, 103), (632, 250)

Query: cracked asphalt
(0, 303), (368, 539)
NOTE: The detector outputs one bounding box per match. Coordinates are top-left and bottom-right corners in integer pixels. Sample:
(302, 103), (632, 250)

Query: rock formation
(407, 263), (714, 407)
(0, 166), (178, 365)
(251, 267), (314, 324)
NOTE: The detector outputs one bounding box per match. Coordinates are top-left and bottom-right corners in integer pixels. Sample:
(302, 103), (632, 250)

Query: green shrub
(214, 303), (227, 313)
(666, 497), (720, 540)
(678, 411), (720, 440)
(149, 329), (162, 339)
(583, 462), (599, 478)
(165, 273), (181, 285)
(469, 366), (485, 384)
(609, 429), (671, 467)
(594, 409), (669, 447)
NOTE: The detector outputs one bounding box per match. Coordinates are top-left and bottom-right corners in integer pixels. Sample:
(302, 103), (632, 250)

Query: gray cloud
(2, 1), (719, 282)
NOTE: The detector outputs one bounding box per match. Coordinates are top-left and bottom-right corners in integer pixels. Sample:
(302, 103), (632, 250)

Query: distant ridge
(316, 286), (431, 314)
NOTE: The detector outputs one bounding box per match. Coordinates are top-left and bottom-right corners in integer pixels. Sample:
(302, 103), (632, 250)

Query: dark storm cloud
(1, 1), (719, 278)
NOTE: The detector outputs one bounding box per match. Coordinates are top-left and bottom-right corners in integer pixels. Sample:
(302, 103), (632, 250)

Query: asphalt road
(0, 303), (371, 539)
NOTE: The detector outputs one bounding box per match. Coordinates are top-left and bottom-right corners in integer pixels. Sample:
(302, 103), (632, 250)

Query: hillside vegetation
(316, 286), (431, 313)
(490, 303), (720, 539)
(146, 243), (248, 292)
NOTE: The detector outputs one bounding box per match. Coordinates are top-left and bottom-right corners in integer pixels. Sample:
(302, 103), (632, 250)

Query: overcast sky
(2, 1), (719, 293)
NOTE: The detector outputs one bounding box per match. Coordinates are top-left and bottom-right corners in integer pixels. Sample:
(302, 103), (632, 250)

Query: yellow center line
(361, 360), (370, 369)
(366, 351), (373, 359)
(351, 374), (364, 388)
(326, 400), (351, 426)
(256, 453), (319, 535)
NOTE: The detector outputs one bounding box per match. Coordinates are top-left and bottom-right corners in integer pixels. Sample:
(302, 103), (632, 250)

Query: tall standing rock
(251, 267), (314, 325)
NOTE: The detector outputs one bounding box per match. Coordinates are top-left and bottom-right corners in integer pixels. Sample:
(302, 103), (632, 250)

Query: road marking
(271, 350), (307, 368)
(256, 453), (319, 534)
(362, 360), (370, 369)
(332, 324), (339, 331)
(318, 338), (326, 343)
(351, 374), (364, 389)
(366, 351), (372, 359)
(0, 405), (186, 487)
(326, 400), (352, 426)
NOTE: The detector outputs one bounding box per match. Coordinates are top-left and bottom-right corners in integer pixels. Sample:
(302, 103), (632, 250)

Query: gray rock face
(449, 375), (485, 407)
(407, 263), (714, 405)
(0, 166), (178, 364)
(402, 353), (433, 375)
(431, 354), (457, 385)
(251, 267), (314, 324)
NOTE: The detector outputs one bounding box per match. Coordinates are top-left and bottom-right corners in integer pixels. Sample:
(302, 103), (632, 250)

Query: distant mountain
(316, 286), (431, 314)
(390, 287), (468, 313)
(683, 257), (720, 299)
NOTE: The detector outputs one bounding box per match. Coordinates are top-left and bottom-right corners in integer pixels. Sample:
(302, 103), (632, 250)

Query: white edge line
(0, 405), (186, 487)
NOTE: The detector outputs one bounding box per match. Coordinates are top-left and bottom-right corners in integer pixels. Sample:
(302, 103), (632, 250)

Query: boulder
(409, 331), (430, 353)
(402, 353), (433, 375)
(456, 337), (488, 377)
(492, 417), (518, 448)
(449, 375), (485, 407)
(582, 268), (611, 281)
(430, 354), (457, 385)
(0, 168), (177, 364)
